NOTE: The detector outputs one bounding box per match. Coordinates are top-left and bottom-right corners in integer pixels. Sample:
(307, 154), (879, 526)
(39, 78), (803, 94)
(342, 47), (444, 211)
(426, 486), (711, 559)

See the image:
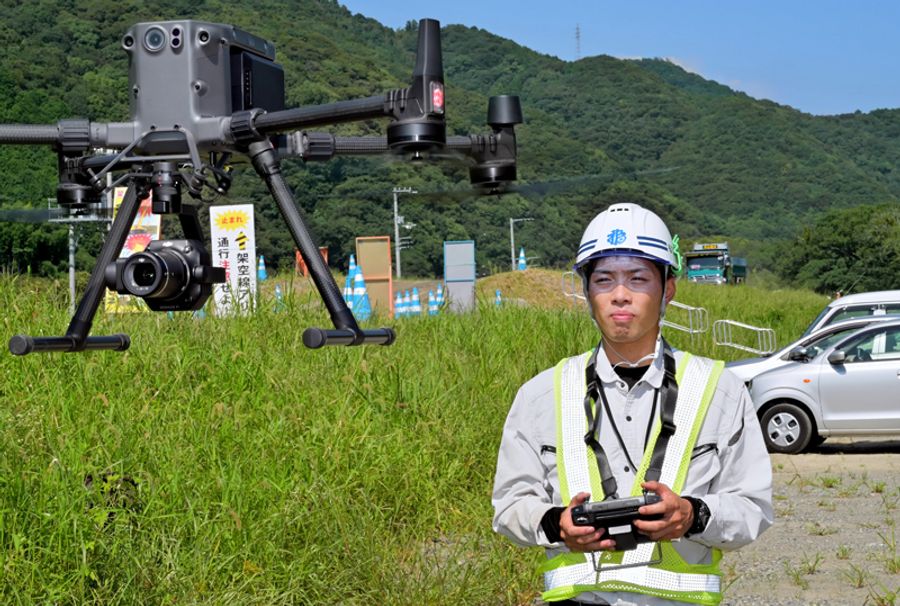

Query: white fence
(662, 301), (709, 336)
(713, 319), (777, 355)
(561, 271), (586, 307)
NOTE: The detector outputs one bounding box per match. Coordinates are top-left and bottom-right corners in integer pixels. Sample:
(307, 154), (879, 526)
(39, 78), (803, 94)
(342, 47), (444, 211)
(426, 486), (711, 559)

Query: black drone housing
(122, 21), (285, 154)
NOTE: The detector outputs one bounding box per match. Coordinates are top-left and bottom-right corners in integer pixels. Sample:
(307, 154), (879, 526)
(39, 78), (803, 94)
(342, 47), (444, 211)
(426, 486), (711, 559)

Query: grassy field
(0, 272), (826, 604)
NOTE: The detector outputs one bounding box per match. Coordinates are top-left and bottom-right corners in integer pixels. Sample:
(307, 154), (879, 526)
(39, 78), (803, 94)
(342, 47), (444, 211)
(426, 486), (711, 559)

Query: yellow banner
(104, 188), (162, 313)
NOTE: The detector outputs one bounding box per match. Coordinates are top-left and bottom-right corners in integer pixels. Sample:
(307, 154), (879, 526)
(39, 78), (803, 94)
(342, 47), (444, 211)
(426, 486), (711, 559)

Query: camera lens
(132, 261), (157, 288)
(143, 27), (167, 52)
(122, 249), (188, 299)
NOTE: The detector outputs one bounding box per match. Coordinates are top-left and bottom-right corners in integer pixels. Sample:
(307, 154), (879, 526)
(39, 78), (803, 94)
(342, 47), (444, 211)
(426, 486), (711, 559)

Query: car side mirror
(827, 350), (846, 365)
(788, 346), (809, 361)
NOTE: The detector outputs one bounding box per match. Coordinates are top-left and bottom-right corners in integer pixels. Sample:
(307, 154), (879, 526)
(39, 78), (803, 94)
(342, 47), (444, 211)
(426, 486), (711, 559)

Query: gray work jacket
(492, 344), (774, 605)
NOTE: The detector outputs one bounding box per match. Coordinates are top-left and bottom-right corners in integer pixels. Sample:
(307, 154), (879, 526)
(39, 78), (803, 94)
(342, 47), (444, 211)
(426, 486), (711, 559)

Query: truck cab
(684, 242), (733, 285)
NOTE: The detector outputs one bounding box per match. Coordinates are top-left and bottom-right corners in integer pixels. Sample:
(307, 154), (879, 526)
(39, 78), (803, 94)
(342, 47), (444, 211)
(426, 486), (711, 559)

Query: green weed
(0, 274), (831, 602)
(819, 475), (842, 489)
(866, 583), (899, 606)
(806, 522), (838, 536)
(800, 552), (825, 575)
(844, 564), (869, 589)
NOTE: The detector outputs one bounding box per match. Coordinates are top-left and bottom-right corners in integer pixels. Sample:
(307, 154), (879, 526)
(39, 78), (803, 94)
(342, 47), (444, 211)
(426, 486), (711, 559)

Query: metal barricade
(561, 271), (585, 307)
(713, 319), (777, 355)
(662, 300), (709, 336)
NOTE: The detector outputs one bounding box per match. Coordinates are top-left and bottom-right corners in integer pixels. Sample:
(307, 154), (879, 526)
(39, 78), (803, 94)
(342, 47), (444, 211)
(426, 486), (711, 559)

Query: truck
(683, 242), (747, 285)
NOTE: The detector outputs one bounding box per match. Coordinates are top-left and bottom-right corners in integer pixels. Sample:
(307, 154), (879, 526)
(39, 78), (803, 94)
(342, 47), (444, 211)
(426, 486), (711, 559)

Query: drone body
(2, 19), (521, 355)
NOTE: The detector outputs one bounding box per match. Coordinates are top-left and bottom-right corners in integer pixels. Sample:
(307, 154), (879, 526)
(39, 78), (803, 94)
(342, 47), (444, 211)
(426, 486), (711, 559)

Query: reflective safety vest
(540, 350), (725, 605)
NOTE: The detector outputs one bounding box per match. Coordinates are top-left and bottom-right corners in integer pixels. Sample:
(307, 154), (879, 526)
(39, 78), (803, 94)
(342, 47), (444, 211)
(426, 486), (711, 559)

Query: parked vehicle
(801, 290), (900, 337)
(683, 242), (747, 285)
(748, 320), (900, 453)
(727, 315), (900, 384)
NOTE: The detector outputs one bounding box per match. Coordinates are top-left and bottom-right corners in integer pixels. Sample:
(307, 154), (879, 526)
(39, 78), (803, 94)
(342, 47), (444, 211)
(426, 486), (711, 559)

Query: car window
(799, 327), (861, 359)
(828, 306), (881, 325)
(802, 306), (833, 337)
(839, 327), (900, 363)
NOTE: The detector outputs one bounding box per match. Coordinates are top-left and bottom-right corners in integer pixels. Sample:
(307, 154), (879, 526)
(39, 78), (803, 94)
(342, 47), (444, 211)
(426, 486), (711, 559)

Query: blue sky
(339, 1), (900, 116)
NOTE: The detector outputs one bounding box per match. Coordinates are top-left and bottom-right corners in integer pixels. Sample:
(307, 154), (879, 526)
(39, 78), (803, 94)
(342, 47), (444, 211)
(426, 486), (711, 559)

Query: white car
(726, 315), (900, 384)
(748, 320), (900, 453)
(801, 290), (900, 337)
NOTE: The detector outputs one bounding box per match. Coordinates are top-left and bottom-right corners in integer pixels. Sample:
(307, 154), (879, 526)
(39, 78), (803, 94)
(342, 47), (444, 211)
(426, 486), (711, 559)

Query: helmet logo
(607, 229), (627, 246)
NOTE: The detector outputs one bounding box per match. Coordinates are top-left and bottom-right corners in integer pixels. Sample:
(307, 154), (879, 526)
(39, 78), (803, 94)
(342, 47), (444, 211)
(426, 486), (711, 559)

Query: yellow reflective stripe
(542, 584), (599, 602)
(675, 351), (691, 383)
(554, 358), (569, 504)
(536, 551), (587, 573)
(674, 359), (724, 492)
(589, 582), (721, 606)
(542, 551), (723, 605)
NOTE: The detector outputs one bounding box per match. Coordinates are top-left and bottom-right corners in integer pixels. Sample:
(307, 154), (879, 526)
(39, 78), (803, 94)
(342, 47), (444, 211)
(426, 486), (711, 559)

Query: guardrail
(561, 271), (586, 307)
(662, 300), (709, 336)
(713, 319), (777, 355)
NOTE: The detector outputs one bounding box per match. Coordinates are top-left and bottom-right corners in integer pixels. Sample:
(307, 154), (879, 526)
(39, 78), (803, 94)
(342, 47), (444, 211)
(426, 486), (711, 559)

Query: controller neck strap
(582, 339), (678, 500)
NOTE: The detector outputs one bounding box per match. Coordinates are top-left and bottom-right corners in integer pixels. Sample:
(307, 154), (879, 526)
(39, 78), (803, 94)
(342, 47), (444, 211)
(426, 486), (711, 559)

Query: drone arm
(252, 95), (387, 133)
(0, 124), (61, 144)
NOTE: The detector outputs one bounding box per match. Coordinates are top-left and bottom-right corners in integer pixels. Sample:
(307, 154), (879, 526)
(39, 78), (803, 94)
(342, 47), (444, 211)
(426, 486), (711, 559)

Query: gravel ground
(721, 438), (900, 605)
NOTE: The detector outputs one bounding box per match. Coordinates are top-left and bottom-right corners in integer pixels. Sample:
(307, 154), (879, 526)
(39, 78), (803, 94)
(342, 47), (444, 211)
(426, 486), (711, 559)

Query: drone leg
(247, 140), (395, 348)
(9, 181), (145, 355)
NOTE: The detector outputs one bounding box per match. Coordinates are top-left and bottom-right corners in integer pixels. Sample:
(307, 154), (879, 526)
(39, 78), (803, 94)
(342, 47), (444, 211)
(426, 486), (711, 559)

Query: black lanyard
(582, 341), (679, 500)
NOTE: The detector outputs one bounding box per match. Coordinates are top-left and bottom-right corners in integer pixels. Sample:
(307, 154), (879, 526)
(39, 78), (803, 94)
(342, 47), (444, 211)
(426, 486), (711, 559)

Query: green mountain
(1, 0), (898, 286)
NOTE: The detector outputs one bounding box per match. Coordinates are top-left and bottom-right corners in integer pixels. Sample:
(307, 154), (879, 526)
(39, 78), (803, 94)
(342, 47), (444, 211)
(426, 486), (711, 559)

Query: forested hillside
(1, 0), (899, 290)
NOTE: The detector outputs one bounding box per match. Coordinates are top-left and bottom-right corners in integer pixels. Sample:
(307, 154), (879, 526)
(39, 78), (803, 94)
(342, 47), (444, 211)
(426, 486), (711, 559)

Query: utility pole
(575, 23), (581, 60)
(509, 217), (534, 271)
(393, 187), (417, 279)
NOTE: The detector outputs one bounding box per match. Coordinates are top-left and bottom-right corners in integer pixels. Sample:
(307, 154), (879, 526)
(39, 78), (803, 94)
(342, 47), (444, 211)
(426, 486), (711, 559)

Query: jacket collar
(594, 338), (665, 389)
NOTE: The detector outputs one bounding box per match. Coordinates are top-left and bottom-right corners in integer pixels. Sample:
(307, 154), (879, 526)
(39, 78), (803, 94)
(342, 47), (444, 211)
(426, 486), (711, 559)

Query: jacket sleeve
(690, 377), (774, 550)
(492, 376), (560, 548)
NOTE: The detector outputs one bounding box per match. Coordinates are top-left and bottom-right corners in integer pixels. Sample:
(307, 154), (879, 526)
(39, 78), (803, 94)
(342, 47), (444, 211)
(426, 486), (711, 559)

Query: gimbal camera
(3, 19), (521, 355)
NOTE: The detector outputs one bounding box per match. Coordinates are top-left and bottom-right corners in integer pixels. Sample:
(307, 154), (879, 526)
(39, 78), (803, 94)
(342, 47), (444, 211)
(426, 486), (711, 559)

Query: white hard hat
(574, 203), (675, 274)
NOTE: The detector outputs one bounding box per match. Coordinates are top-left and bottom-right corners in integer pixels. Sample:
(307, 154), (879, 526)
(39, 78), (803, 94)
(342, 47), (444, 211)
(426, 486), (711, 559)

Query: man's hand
(559, 492), (617, 552)
(633, 481), (694, 541)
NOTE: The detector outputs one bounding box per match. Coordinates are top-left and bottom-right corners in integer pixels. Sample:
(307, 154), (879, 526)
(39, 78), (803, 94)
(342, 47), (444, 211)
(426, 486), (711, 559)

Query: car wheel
(760, 402), (813, 454)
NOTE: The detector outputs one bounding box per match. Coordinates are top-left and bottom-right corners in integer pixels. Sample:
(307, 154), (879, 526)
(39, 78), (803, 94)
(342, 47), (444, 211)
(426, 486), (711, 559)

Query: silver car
(748, 319), (900, 453)
(726, 315), (900, 384)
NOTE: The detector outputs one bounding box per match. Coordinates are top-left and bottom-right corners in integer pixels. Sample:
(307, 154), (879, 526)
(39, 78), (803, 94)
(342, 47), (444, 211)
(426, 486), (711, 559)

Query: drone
(2, 18), (521, 355)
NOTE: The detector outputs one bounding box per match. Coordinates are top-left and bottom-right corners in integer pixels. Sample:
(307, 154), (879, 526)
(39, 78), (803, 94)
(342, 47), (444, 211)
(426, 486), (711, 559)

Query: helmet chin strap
(658, 265), (670, 328)
(601, 337), (662, 370)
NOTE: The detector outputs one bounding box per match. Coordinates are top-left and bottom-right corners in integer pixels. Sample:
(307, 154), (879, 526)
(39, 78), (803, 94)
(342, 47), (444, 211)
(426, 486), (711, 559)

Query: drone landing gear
(9, 148), (394, 355)
(248, 140), (394, 348)
(9, 182), (145, 354)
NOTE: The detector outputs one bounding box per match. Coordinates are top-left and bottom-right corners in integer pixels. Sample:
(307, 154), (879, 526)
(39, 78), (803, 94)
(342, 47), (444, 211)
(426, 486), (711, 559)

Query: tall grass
(0, 275), (824, 604)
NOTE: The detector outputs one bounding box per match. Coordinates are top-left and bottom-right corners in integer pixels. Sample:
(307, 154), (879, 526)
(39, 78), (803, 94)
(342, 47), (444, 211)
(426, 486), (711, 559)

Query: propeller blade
(0, 208), (55, 223)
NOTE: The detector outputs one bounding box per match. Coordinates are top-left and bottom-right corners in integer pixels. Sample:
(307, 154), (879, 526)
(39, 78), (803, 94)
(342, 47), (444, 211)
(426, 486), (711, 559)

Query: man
(492, 203), (773, 605)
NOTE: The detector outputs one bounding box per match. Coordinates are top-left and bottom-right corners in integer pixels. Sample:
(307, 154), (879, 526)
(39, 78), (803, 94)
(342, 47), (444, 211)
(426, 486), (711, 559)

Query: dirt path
(723, 438), (900, 605)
